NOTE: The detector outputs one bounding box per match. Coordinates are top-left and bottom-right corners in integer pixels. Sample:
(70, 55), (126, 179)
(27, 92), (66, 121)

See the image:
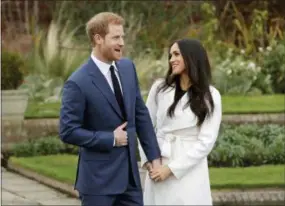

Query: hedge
(6, 124), (285, 167)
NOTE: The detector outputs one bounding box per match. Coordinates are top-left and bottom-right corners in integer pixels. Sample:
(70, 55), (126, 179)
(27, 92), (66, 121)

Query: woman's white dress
(139, 79), (222, 205)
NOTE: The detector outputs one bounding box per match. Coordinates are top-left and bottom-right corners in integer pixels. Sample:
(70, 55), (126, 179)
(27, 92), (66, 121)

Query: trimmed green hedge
(209, 124), (285, 167)
(7, 124), (285, 167)
(9, 136), (77, 157)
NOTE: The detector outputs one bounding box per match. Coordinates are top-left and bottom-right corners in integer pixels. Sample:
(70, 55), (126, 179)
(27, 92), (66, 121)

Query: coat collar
(86, 57), (130, 120)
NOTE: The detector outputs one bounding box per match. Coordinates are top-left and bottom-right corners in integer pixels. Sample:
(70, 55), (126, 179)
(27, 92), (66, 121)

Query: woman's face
(169, 43), (186, 75)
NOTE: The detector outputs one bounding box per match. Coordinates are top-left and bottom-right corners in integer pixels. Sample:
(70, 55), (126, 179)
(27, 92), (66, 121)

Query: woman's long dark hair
(157, 39), (214, 126)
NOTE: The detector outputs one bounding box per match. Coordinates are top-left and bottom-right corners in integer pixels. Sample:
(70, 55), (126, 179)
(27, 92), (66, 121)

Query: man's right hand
(114, 122), (128, 147)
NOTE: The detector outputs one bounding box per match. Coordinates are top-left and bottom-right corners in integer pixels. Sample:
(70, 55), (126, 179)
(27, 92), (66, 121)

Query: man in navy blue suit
(59, 12), (161, 205)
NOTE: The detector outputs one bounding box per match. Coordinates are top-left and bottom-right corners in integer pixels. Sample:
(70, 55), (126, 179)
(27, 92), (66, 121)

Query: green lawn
(221, 95), (285, 114)
(25, 95), (284, 119)
(10, 154), (285, 189)
(25, 102), (60, 119)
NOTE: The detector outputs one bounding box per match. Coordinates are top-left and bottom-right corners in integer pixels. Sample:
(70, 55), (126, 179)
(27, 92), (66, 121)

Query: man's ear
(94, 34), (102, 45)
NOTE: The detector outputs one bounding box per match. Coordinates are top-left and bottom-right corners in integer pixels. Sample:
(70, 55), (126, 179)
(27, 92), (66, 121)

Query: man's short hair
(86, 12), (125, 46)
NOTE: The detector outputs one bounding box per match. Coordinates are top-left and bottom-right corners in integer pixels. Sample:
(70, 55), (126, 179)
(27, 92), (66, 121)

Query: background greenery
(7, 124), (285, 168)
(7, 123), (285, 189)
(2, 1), (285, 100)
(10, 155), (284, 189)
(2, 0), (284, 193)
(24, 94), (285, 119)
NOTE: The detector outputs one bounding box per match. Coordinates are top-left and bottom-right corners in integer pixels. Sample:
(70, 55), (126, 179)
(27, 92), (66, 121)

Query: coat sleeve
(168, 87), (222, 179)
(138, 79), (161, 168)
(59, 80), (114, 152)
(132, 65), (161, 168)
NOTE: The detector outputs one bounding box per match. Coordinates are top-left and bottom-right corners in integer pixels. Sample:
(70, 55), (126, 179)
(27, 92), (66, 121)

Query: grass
(10, 154), (285, 189)
(209, 164), (284, 189)
(25, 102), (60, 119)
(11, 154), (77, 184)
(221, 95), (285, 114)
(25, 95), (284, 119)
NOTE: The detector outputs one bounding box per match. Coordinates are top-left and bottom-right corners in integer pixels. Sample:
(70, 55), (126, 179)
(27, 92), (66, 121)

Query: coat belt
(157, 131), (196, 158)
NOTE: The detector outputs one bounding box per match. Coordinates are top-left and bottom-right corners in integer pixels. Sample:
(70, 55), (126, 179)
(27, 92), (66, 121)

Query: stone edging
(6, 162), (79, 198)
(2, 113), (284, 145)
(6, 162), (285, 205)
(16, 112), (285, 126)
(222, 113), (285, 124)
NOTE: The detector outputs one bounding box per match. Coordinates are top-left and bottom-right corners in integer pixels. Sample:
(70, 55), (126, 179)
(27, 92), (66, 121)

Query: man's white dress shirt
(91, 54), (125, 146)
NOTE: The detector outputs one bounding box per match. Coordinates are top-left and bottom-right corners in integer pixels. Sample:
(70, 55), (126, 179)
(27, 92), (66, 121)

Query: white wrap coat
(139, 79), (222, 205)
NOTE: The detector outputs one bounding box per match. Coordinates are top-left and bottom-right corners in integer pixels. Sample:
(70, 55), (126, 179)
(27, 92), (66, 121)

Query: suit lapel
(86, 58), (123, 119)
(116, 61), (130, 120)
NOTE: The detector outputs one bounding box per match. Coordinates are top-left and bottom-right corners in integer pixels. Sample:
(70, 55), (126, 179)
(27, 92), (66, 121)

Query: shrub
(8, 124), (285, 168)
(266, 134), (285, 164)
(208, 124), (285, 167)
(10, 136), (78, 157)
(20, 19), (87, 102)
(12, 141), (38, 157)
(19, 74), (63, 102)
(34, 136), (66, 155)
(134, 49), (168, 93)
(1, 50), (24, 90)
(212, 48), (269, 95)
(262, 39), (285, 93)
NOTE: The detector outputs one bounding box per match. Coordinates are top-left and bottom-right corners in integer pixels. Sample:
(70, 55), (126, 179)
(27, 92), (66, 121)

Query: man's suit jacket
(59, 57), (161, 195)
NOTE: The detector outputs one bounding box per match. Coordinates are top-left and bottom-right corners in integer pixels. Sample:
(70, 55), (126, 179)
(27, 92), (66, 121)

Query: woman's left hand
(150, 165), (173, 182)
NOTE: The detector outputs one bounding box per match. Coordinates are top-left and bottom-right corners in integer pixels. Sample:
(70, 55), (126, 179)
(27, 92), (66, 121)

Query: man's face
(96, 24), (125, 63)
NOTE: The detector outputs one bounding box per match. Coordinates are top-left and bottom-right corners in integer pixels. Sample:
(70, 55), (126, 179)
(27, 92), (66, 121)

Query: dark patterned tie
(110, 65), (126, 120)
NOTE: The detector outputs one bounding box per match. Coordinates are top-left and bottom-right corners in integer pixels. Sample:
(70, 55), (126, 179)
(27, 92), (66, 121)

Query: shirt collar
(91, 53), (117, 76)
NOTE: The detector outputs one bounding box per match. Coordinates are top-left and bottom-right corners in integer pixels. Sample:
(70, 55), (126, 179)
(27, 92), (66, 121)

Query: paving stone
(2, 167), (285, 205)
(2, 168), (80, 205)
(39, 198), (81, 205)
(2, 189), (40, 205)
(212, 190), (285, 205)
(17, 190), (70, 201)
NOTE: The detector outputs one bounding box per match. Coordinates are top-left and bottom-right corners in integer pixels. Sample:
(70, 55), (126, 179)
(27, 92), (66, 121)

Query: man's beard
(103, 49), (114, 62)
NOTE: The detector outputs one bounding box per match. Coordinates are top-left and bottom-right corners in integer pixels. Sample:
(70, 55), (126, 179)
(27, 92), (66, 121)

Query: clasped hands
(114, 123), (172, 181)
(145, 159), (172, 182)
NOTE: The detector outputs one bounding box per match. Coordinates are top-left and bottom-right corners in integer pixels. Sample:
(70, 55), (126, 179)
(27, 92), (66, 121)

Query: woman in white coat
(139, 39), (222, 205)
